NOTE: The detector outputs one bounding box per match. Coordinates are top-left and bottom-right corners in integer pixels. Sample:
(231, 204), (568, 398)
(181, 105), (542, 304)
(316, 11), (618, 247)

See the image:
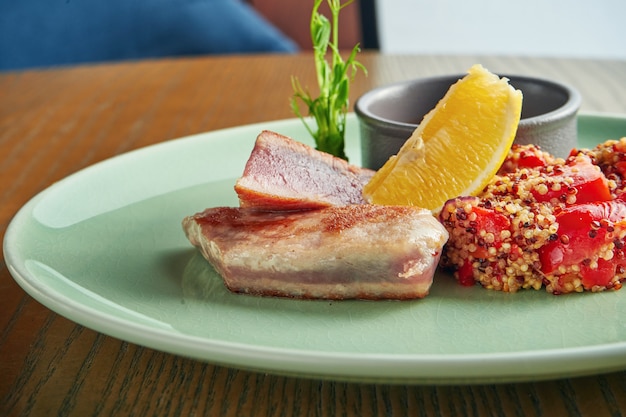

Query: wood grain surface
(2, 53), (626, 417)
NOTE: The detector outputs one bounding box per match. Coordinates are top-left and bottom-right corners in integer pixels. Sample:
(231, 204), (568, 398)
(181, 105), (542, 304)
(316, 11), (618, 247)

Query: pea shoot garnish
(290, 0), (366, 161)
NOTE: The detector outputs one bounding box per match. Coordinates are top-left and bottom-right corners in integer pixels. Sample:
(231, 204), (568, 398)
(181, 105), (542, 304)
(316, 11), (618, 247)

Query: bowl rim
(354, 73), (582, 130)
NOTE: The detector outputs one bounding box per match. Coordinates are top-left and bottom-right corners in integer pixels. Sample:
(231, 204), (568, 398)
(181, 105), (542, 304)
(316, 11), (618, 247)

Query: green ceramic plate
(5, 113), (626, 384)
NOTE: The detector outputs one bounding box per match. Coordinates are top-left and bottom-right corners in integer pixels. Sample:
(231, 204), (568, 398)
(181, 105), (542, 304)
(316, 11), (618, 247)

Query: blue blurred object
(0, 0), (299, 71)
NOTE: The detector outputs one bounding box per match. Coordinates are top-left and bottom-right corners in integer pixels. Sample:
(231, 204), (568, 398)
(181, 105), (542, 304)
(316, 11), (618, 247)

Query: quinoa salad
(439, 138), (626, 294)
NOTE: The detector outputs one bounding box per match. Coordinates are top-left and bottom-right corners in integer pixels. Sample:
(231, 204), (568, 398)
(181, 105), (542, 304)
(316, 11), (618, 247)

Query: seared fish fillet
(234, 130), (375, 211)
(182, 204), (449, 300)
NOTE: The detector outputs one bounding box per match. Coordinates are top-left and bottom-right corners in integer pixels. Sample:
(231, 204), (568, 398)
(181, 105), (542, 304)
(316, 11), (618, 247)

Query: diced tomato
(499, 145), (551, 174)
(531, 155), (612, 204)
(457, 259), (475, 286)
(471, 206), (510, 234)
(538, 201), (626, 275)
(580, 258), (617, 289)
(467, 206), (511, 259)
(615, 161), (626, 177)
(515, 150), (548, 169)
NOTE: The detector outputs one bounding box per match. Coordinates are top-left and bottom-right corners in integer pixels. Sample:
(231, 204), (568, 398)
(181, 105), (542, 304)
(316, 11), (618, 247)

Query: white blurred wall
(376, 0), (626, 59)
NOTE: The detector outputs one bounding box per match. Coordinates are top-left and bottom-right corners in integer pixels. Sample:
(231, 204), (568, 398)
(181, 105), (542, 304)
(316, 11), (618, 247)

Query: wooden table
(2, 53), (626, 416)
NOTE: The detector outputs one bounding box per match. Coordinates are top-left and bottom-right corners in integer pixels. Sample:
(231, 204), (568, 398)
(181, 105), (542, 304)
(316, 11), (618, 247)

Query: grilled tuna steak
(234, 130), (375, 211)
(182, 204), (449, 300)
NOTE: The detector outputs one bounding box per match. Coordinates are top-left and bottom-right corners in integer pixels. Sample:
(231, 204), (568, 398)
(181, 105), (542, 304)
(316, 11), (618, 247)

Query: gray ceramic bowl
(355, 74), (582, 170)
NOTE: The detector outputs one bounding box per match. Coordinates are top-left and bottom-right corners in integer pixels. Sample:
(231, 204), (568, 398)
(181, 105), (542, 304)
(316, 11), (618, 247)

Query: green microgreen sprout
(290, 0), (367, 161)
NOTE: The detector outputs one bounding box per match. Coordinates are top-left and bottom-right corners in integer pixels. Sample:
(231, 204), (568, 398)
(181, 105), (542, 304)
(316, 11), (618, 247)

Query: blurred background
(0, 0), (370, 71)
(1, 0), (624, 72)
(375, 0), (626, 59)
